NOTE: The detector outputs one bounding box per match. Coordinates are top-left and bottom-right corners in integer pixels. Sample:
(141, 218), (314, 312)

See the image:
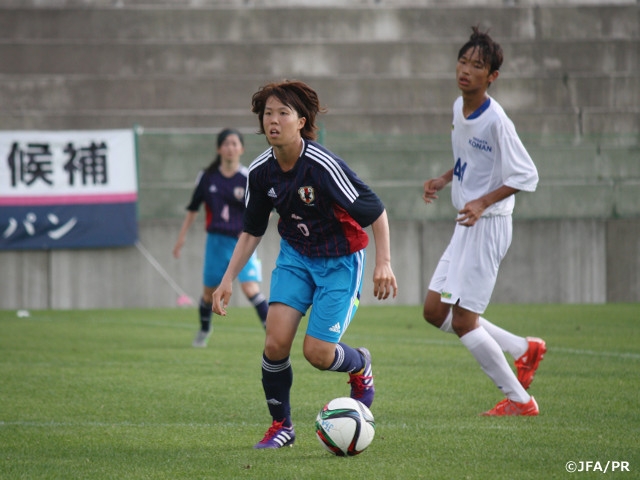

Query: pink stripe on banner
(0, 192), (138, 206)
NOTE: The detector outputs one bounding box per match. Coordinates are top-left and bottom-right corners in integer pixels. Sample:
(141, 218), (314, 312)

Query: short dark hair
(251, 80), (327, 141)
(458, 26), (504, 74)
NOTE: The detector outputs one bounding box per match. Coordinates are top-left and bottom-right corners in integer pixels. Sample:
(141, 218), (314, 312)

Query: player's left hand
(373, 263), (398, 300)
(456, 199), (485, 227)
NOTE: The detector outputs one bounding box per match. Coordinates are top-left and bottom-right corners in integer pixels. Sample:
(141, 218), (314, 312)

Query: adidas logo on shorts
(329, 323), (341, 334)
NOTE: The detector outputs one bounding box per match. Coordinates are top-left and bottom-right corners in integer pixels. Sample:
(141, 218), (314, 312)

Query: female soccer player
(212, 80), (398, 448)
(173, 128), (268, 347)
(422, 27), (546, 416)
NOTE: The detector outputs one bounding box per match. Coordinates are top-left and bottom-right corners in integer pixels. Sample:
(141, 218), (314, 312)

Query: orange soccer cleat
(515, 337), (547, 390)
(482, 397), (539, 416)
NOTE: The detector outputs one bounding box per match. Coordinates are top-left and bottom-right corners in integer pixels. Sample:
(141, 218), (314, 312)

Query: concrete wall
(1, 3), (637, 135)
(1, 217), (638, 310)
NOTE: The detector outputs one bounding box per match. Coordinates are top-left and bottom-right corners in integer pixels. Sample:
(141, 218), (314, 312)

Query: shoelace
(493, 399), (523, 415)
(347, 374), (373, 395)
(260, 420), (285, 442)
(493, 399), (510, 411)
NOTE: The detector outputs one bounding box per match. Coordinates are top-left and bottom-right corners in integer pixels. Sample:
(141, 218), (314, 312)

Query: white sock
(440, 312), (527, 360)
(479, 316), (528, 360)
(459, 327), (530, 404)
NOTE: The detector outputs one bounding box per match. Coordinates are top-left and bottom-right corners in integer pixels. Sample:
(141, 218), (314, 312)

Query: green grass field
(1, 304), (638, 479)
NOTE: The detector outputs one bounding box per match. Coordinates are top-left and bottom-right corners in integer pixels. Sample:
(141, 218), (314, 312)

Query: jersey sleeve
(327, 161), (385, 227)
(185, 170), (206, 211)
(242, 169), (273, 237)
(496, 120), (539, 193)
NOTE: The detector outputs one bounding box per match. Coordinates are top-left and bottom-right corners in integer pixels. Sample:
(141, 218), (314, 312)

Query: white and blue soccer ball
(315, 397), (375, 456)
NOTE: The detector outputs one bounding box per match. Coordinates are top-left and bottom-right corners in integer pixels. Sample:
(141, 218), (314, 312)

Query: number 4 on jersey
(454, 158), (467, 182)
(220, 204), (230, 222)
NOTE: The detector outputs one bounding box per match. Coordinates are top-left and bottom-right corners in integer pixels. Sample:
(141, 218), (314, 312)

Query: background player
(173, 128), (268, 347)
(212, 80), (398, 448)
(422, 27), (546, 416)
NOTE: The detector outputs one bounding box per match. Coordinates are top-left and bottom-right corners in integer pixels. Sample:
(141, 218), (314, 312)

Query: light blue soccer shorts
(203, 232), (262, 287)
(269, 239), (365, 343)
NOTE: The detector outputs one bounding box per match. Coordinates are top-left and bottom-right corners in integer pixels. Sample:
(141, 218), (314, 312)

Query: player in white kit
(422, 27), (546, 416)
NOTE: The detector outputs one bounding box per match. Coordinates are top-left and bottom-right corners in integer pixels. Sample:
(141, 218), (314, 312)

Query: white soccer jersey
(450, 96), (538, 216)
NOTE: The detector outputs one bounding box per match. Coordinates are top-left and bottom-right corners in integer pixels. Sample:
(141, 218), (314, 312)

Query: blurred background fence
(136, 128), (640, 222)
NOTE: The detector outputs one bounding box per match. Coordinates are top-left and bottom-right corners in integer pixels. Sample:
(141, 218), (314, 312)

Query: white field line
(0, 420), (600, 433)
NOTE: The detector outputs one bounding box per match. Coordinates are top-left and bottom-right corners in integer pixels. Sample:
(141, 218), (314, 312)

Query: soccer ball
(315, 397), (375, 456)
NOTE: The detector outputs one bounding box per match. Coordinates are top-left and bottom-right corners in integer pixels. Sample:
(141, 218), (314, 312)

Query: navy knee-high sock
(261, 353), (293, 427)
(199, 297), (212, 332)
(249, 293), (268, 328)
(328, 343), (365, 373)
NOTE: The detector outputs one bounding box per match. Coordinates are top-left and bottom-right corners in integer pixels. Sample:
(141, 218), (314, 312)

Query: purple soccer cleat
(253, 419), (296, 449)
(348, 347), (375, 408)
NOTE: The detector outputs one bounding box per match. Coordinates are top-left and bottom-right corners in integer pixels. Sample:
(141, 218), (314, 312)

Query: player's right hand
(172, 241), (183, 258)
(423, 178), (442, 204)
(211, 282), (232, 316)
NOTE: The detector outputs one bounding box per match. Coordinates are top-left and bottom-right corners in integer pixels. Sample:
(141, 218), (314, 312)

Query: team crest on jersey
(233, 187), (245, 201)
(298, 186), (315, 205)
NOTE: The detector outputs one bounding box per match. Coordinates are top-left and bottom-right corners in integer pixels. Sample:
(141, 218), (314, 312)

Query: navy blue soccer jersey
(186, 166), (248, 237)
(244, 140), (385, 257)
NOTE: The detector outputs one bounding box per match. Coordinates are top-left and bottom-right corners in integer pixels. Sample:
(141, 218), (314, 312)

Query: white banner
(0, 129), (137, 203)
(0, 129), (138, 249)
